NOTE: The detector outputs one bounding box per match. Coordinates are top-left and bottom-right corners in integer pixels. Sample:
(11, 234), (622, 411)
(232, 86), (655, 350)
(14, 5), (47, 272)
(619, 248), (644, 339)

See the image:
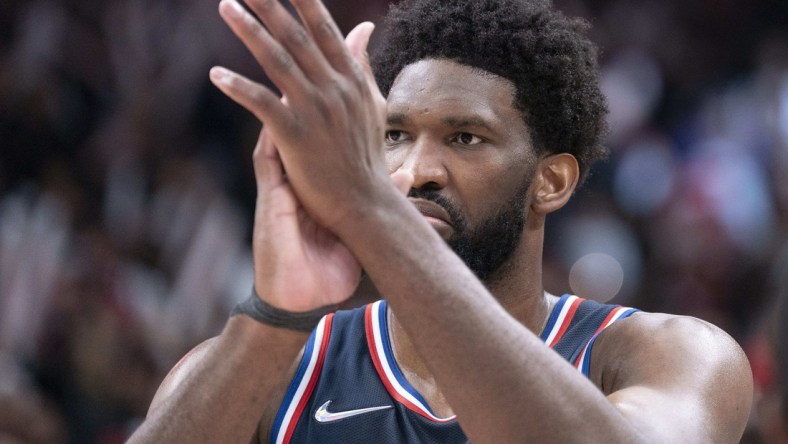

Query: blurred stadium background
(1, 0), (787, 442)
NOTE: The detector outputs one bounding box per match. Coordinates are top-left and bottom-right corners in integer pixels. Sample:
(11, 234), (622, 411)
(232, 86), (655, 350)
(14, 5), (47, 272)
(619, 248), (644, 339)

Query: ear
(530, 153), (580, 214)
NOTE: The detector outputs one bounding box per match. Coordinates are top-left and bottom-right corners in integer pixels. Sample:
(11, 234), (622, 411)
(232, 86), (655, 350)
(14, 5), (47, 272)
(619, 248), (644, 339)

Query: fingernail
(209, 67), (229, 84)
(222, 0), (244, 18)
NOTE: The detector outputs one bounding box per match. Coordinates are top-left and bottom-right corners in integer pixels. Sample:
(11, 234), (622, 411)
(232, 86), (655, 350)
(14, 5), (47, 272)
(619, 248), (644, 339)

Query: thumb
(345, 22), (383, 102)
(390, 170), (414, 196)
(253, 127), (285, 190)
(345, 22), (375, 70)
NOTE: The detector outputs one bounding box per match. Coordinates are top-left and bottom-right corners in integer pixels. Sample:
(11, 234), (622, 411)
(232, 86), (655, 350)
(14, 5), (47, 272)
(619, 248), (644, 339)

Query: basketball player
(128, 0), (753, 442)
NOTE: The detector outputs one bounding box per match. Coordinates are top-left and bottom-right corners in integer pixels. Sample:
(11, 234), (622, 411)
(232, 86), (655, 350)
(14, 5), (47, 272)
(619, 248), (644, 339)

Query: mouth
(409, 198), (454, 239)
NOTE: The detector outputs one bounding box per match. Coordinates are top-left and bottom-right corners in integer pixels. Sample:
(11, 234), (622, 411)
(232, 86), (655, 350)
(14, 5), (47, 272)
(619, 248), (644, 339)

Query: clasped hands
(210, 0), (411, 313)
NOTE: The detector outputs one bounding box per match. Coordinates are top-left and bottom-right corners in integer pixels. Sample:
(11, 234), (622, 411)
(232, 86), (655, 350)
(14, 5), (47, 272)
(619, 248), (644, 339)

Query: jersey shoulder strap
(540, 294), (639, 376)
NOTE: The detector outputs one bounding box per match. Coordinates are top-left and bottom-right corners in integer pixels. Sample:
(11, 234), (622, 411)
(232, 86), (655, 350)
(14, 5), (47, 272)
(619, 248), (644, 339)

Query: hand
(209, 0), (391, 233)
(251, 128), (361, 311)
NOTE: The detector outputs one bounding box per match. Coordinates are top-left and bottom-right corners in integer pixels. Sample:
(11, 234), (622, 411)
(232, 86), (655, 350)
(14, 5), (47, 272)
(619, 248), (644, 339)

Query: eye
(454, 132), (484, 146)
(385, 130), (407, 144)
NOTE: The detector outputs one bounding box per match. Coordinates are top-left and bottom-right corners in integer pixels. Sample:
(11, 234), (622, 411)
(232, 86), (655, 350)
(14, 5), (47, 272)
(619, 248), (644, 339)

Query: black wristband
(230, 288), (336, 332)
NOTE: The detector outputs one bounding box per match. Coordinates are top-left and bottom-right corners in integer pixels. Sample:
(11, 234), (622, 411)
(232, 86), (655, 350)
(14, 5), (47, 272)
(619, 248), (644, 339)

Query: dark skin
(128, 0), (753, 443)
(383, 59), (552, 419)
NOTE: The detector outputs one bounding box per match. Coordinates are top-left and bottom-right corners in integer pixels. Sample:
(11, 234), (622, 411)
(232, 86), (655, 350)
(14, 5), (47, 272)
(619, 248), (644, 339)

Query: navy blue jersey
(270, 296), (638, 443)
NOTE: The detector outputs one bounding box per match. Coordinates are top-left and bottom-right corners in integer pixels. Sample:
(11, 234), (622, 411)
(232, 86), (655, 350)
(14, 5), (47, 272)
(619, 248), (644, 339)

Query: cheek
(385, 149), (404, 174)
(460, 159), (531, 224)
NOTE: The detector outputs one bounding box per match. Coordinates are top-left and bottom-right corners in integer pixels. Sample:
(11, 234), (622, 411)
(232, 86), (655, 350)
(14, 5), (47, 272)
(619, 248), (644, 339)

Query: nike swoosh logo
(314, 400), (392, 423)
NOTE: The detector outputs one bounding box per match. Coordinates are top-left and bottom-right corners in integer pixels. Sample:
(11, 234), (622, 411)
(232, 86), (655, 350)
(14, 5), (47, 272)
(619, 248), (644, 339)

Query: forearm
(128, 316), (308, 444)
(336, 189), (642, 443)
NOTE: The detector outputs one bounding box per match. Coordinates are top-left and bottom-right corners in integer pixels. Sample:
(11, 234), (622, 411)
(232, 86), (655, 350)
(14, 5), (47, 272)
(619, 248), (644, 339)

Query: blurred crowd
(0, 0), (786, 442)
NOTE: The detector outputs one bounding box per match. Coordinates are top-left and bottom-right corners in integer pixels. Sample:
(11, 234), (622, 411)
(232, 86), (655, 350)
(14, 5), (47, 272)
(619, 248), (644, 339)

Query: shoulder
(593, 312), (750, 386)
(592, 311), (753, 441)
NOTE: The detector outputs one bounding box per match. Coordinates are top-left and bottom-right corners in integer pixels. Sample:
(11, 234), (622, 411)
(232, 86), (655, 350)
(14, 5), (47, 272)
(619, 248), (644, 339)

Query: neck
(479, 208), (549, 328)
(388, 211), (553, 416)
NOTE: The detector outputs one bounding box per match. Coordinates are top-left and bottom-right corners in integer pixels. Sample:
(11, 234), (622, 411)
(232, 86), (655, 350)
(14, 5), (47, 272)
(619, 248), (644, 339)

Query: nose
(389, 139), (448, 192)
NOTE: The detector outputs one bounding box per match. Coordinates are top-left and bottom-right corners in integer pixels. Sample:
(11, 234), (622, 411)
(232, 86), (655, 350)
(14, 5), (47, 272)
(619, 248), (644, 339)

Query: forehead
(386, 59), (525, 131)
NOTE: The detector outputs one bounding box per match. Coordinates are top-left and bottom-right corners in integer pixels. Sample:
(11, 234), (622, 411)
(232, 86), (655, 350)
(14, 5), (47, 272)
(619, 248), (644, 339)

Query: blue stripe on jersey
(270, 324), (319, 443)
(278, 296), (640, 442)
(577, 308), (638, 376)
(376, 300), (438, 417)
(539, 294), (572, 342)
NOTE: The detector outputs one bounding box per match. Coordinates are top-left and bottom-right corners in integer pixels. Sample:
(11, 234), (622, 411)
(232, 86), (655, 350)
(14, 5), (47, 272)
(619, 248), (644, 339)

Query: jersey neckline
(365, 300), (457, 423)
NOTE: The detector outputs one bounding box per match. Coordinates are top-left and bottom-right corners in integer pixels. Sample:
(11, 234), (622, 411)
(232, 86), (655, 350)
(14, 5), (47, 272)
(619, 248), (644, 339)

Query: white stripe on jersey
(370, 301), (455, 422)
(275, 316), (328, 444)
(574, 307), (629, 371)
(543, 295), (580, 346)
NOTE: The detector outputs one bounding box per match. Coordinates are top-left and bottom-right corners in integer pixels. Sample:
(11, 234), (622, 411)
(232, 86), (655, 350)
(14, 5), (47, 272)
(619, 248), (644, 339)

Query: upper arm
(147, 338), (218, 417)
(594, 313), (753, 443)
(147, 337), (305, 444)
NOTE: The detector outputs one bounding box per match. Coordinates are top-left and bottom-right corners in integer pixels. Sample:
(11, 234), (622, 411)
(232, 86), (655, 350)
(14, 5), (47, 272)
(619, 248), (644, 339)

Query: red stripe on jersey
(364, 304), (395, 401)
(597, 306), (625, 333)
(573, 306), (625, 369)
(364, 303), (449, 422)
(283, 313), (334, 444)
(548, 297), (584, 348)
(364, 304), (378, 371)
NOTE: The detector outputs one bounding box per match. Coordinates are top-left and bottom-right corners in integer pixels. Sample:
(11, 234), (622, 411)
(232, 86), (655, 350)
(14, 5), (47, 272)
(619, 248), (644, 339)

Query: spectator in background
(0, 1), (255, 441)
(0, 353), (66, 444)
(747, 245), (788, 444)
(778, 250), (788, 442)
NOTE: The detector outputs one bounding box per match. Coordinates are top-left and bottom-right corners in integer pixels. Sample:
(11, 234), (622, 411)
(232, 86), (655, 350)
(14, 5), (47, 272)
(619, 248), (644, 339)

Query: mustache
(407, 189), (465, 230)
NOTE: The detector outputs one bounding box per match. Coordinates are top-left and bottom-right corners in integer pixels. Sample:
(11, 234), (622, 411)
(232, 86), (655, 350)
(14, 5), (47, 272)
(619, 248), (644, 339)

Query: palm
(252, 131), (360, 312)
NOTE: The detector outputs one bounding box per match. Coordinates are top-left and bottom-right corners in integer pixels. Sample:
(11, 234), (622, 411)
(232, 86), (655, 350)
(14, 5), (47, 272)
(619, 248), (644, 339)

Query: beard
(409, 183), (529, 282)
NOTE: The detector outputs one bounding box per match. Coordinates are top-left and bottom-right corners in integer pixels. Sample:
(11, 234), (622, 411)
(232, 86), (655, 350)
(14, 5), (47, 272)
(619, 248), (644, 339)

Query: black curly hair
(371, 0), (608, 183)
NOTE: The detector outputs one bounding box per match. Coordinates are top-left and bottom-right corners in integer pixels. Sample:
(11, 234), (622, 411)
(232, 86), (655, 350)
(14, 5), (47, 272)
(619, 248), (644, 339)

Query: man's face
(385, 59), (538, 281)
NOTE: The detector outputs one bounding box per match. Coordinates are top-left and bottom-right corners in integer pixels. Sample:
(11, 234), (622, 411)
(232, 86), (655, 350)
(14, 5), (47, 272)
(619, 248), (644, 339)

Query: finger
(218, 0), (315, 100)
(344, 22), (385, 106)
(291, 0), (354, 73)
(241, 0), (334, 82)
(254, 128), (286, 190)
(344, 22), (374, 64)
(209, 66), (293, 131)
(390, 170), (414, 196)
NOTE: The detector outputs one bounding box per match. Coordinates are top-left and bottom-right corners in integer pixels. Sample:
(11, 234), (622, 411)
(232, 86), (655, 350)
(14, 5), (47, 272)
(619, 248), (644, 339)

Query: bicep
(147, 338), (218, 417)
(600, 315), (752, 443)
(607, 385), (713, 443)
(146, 338), (304, 444)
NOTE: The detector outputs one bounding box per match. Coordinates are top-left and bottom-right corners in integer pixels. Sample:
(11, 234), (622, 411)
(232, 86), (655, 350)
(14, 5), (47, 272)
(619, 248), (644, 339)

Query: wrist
(231, 288), (336, 332)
